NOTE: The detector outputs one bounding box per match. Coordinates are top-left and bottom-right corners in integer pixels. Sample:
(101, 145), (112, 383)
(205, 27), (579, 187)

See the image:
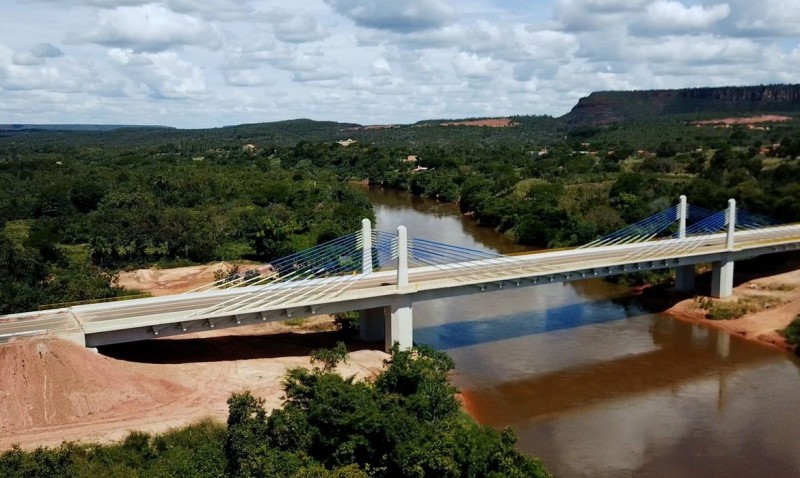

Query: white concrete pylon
(397, 225), (408, 288)
(678, 195), (688, 239)
(362, 218), (373, 275)
(726, 199), (736, 250)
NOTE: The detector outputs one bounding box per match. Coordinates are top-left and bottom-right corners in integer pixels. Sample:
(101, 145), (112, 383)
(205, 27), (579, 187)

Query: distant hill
(0, 124), (173, 132)
(0, 116), (567, 150)
(561, 84), (800, 127)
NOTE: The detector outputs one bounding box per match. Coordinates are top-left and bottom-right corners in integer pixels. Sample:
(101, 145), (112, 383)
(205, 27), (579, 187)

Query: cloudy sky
(2, 0), (799, 128)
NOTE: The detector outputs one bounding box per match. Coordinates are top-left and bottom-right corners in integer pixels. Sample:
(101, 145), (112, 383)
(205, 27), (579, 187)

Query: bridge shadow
(98, 330), (378, 364)
(414, 297), (650, 350)
(733, 251), (800, 282)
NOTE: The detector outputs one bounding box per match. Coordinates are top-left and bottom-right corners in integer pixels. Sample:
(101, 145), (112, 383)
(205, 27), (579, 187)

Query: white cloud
(292, 63), (350, 82)
(0, 46), (110, 94)
(70, 5), (223, 52)
(553, 0), (651, 31)
(453, 52), (503, 79)
(371, 58), (392, 76)
(32, 43), (64, 58)
(108, 49), (206, 98)
(730, 0), (800, 37)
(632, 1), (731, 35)
(223, 69), (275, 87)
(1, 0), (797, 127)
(11, 42), (65, 66)
(166, 0), (256, 21)
(12, 53), (45, 66)
(267, 9), (329, 43)
(325, 0), (458, 33)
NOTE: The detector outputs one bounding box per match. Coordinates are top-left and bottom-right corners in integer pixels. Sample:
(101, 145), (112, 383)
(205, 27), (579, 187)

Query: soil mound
(117, 262), (263, 296)
(0, 339), (187, 431)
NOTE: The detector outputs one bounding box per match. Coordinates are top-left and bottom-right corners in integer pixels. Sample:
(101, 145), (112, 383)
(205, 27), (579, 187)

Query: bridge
(2, 196), (799, 352)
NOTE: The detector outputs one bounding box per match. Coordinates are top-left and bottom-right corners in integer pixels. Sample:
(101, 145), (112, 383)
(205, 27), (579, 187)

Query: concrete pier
(385, 297), (413, 352)
(675, 265), (696, 292)
(711, 199), (737, 299)
(358, 307), (386, 343)
(711, 258), (734, 299)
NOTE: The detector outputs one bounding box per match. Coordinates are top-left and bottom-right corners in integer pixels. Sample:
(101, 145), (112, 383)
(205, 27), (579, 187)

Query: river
(365, 187), (800, 478)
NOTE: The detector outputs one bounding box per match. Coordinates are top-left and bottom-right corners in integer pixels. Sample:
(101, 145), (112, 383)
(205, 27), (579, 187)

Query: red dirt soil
(117, 262), (264, 296)
(0, 318), (388, 450)
(665, 269), (800, 353)
(440, 118), (515, 127)
(0, 340), (186, 432)
(692, 115), (792, 126)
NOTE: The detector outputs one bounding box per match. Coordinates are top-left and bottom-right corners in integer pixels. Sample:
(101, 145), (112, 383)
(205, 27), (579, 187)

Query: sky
(1, 0), (799, 128)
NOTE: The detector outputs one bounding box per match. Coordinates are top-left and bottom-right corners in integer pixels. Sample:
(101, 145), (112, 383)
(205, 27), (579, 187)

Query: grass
(3, 220), (31, 245)
(283, 318), (307, 327)
(694, 295), (782, 320)
(58, 244), (90, 265)
(764, 283), (796, 292)
(511, 178), (548, 200)
(782, 315), (800, 348)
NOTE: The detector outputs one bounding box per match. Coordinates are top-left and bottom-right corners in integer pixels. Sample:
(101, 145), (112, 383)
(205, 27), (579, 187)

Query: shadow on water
(98, 330), (377, 364)
(415, 297), (649, 350)
(466, 319), (782, 423)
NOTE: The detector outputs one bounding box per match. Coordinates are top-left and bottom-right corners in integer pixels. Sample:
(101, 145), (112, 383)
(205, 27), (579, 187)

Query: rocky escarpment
(562, 84), (800, 127)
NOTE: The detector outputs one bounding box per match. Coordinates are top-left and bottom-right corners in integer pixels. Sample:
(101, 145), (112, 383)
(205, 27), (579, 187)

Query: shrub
(333, 312), (360, 337)
(783, 316), (800, 352)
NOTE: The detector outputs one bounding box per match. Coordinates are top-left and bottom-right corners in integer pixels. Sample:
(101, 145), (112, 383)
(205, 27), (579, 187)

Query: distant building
(242, 144), (256, 153)
(412, 166), (428, 173)
(406, 155), (418, 162)
(337, 139), (357, 147)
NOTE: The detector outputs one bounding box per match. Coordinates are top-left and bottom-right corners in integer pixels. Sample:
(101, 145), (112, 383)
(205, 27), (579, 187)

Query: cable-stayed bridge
(2, 196), (799, 351)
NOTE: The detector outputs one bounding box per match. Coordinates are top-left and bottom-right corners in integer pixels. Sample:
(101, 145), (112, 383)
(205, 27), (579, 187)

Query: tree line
(2, 116), (799, 312)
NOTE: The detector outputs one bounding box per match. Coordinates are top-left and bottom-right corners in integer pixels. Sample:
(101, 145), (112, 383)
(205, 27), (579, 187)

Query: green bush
(333, 312), (359, 337)
(783, 316), (800, 351)
(0, 419), (227, 478)
(225, 344), (551, 477)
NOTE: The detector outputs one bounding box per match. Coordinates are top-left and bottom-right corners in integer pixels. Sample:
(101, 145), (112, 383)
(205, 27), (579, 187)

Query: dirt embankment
(664, 269), (800, 353)
(692, 115), (792, 126)
(0, 318), (388, 450)
(440, 118), (515, 127)
(117, 262), (265, 296)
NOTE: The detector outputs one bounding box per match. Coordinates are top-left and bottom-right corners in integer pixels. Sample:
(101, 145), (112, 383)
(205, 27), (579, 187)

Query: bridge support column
(385, 297), (413, 352)
(675, 265), (695, 292)
(711, 199), (737, 299)
(711, 258), (734, 299)
(358, 307), (385, 343)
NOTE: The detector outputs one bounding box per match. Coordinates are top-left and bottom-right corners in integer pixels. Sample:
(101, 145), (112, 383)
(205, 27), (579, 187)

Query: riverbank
(663, 268), (800, 354)
(0, 317), (387, 450)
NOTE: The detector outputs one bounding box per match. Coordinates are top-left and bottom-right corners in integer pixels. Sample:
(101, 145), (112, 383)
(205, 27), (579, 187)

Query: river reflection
(364, 187), (800, 478)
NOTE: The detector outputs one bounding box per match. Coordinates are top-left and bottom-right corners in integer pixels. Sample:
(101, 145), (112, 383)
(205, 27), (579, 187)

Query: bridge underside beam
(84, 293), (401, 348)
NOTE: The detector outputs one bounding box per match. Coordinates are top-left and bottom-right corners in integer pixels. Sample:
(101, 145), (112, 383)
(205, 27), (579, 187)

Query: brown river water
(365, 187), (800, 478)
